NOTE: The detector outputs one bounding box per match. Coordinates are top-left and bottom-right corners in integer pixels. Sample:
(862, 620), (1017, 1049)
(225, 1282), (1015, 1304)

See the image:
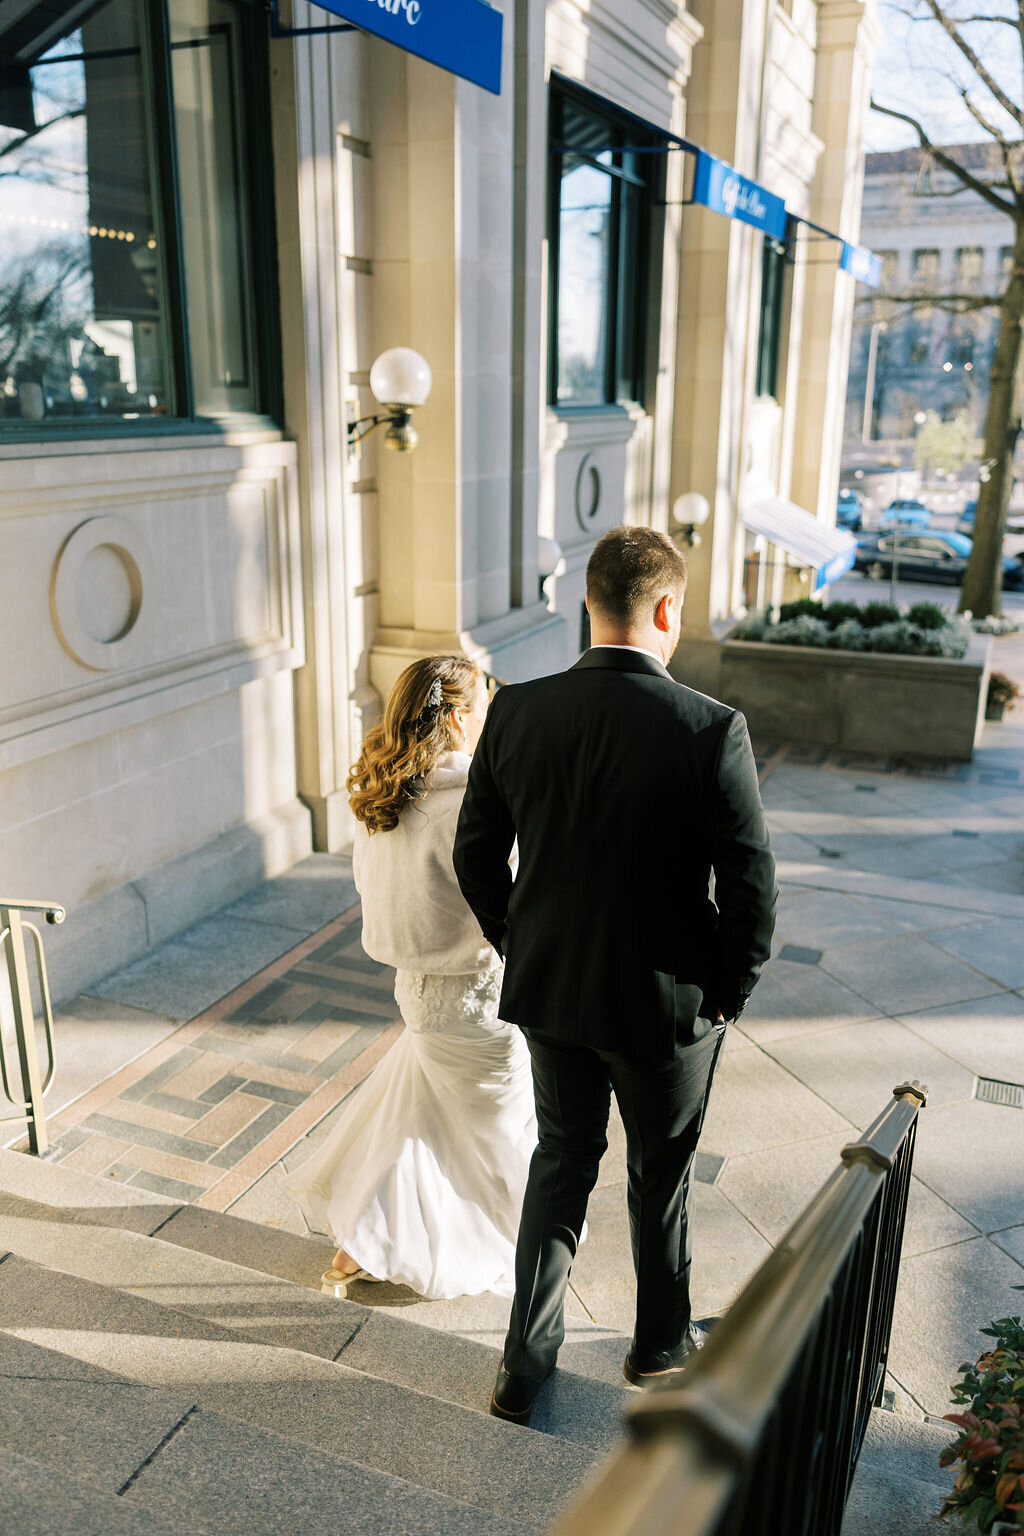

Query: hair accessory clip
(425, 678), (444, 710)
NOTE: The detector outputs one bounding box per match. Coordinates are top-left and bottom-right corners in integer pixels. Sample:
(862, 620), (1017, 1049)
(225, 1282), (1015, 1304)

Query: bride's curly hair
(347, 654), (483, 833)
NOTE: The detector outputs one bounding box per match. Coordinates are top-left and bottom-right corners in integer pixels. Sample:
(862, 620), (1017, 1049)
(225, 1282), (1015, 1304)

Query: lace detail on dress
(395, 966), (505, 1035)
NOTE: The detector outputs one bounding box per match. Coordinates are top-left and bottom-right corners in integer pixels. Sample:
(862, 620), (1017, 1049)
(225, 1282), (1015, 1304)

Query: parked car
(957, 500), (977, 535)
(878, 497), (930, 531)
(836, 488), (863, 531)
(854, 530), (1024, 590)
(958, 498), (1024, 537)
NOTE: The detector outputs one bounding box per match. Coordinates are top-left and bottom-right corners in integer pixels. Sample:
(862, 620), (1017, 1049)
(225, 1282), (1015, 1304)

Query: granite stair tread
(0, 1331), (526, 1536)
(0, 1443), (214, 1536)
(0, 1249), (599, 1525)
(0, 1179), (632, 1449)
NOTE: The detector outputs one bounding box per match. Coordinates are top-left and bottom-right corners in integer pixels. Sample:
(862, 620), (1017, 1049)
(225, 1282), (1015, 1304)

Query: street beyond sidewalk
(10, 665), (1024, 1455)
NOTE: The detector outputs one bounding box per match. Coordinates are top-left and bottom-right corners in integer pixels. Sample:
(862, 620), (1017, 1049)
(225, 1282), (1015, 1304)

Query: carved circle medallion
(51, 516), (153, 671)
(574, 453), (602, 532)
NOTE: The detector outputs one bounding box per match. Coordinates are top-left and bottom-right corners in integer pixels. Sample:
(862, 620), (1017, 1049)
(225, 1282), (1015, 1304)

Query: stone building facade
(847, 143), (1013, 442)
(0, 0), (877, 998)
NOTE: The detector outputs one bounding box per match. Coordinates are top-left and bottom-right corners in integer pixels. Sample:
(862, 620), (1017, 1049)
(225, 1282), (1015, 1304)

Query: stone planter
(718, 631), (992, 762)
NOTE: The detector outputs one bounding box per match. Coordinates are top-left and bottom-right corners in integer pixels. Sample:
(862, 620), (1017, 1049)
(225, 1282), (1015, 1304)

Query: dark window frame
(0, 0), (282, 443)
(547, 80), (659, 410)
(755, 235), (790, 400)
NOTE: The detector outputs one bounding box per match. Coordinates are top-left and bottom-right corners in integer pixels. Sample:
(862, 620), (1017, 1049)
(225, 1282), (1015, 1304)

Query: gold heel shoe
(320, 1266), (383, 1298)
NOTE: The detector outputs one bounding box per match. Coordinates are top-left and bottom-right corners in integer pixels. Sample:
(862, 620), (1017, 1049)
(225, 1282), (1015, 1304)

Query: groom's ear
(654, 593), (673, 633)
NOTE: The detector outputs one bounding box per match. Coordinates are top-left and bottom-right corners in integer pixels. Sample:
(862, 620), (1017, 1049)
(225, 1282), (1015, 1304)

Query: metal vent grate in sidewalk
(975, 1078), (1024, 1109)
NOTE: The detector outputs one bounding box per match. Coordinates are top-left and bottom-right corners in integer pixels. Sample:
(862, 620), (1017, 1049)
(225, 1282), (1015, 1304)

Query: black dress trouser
(502, 1022), (726, 1381)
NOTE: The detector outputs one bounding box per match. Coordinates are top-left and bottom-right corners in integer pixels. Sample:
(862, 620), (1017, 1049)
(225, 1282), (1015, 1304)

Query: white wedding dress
(284, 752), (537, 1301)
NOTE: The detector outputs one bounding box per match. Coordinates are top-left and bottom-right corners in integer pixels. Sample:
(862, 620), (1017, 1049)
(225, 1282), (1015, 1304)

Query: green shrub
(827, 619), (869, 651)
(866, 620), (921, 653)
(778, 598), (822, 623)
(820, 601), (864, 629)
(762, 615), (830, 647)
(731, 613), (768, 641)
(974, 614), (1022, 636)
(907, 601), (950, 631)
(860, 601), (902, 629)
(988, 672), (1021, 710)
(939, 1293), (1024, 1533)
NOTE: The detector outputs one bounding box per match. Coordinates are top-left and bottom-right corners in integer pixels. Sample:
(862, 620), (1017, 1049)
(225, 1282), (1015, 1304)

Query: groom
(454, 524), (777, 1423)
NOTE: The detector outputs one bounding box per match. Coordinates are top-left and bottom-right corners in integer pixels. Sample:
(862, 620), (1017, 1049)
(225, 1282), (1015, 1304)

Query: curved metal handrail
(551, 1081), (928, 1536)
(0, 897), (65, 1153)
(0, 899), (66, 926)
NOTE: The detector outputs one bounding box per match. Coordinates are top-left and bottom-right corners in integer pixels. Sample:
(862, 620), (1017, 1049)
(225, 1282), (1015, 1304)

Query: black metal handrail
(0, 898), (66, 1156)
(551, 1081), (928, 1536)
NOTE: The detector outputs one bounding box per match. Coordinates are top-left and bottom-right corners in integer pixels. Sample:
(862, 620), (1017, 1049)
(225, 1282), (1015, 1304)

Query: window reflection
(0, 1), (172, 423)
(171, 0), (258, 416)
(557, 163), (612, 405)
(548, 86), (654, 409)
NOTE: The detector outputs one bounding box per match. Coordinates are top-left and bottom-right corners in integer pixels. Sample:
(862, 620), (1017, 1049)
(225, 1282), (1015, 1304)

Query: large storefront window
(548, 83), (657, 408)
(0, 0), (275, 430)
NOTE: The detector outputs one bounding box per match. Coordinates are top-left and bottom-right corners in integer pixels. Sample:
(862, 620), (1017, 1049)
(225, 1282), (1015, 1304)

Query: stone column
(369, 2), (564, 697)
(789, 0), (880, 520)
(272, 12), (388, 851)
(669, 0), (771, 695)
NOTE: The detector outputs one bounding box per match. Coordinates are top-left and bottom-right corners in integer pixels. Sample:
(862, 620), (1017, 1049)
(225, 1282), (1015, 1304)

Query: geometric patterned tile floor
(21, 904), (400, 1212)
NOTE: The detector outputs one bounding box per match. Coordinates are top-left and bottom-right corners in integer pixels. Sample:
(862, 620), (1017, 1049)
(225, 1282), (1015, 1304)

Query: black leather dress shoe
(623, 1320), (708, 1388)
(490, 1361), (555, 1424)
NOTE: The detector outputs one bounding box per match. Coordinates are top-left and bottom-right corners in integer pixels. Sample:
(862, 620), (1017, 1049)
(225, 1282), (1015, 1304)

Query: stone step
(0, 1444), (212, 1536)
(0, 1250), (598, 1527)
(841, 1409), (958, 1536)
(0, 1145), (178, 1232)
(147, 1199), (633, 1391)
(0, 1186), (367, 1361)
(0, 1331), (522, 1536)
(0, 1166), (632, 1444)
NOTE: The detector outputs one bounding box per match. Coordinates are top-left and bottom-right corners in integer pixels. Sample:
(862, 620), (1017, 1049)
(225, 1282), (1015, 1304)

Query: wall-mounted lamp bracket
(347, 406), (418, 455)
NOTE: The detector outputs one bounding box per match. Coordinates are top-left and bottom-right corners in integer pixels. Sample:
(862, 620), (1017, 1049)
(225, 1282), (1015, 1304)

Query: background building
(0, 0), (877, 998)
(846, 143), (1011, 444)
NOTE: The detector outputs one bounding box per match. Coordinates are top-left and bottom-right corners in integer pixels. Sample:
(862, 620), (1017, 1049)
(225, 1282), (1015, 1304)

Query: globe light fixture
(348, 347), (432, 453)
(537, 536), (565, 580)
(671, 491), (711, 548)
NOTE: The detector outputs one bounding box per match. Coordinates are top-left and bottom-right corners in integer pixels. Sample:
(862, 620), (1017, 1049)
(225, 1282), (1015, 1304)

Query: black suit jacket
(453, 647), (777, 1061)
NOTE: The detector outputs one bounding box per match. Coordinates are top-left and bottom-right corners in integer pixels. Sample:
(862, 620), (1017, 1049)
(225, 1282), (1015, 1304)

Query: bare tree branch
(870, 98), (1018, 214)
(864, 291), (1003, 311)
(912, 180), (1011, 194)
(957, 87), (1024, 194)
(0, 109), (84, 164)
(960, 87), (1012, 146)
(917, 13), (1023, 23)
(919, 0), (1024, 130)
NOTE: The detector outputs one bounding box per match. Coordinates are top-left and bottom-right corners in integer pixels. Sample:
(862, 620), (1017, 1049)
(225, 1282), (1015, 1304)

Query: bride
(284, 654), (537, 1301)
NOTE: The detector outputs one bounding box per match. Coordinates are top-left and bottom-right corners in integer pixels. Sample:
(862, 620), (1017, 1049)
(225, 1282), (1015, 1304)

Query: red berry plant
(940, 1293), (1024, 1534)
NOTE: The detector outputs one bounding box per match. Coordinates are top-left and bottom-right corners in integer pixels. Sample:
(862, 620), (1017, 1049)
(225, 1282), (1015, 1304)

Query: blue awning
(741, 497), (857, 591)
(548, 82), (879, 281)
(293, 0), (503, 94)
(691, 150), (788, 241)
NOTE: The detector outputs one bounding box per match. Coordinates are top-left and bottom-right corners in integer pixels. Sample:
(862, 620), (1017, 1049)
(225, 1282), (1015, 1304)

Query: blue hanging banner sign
(814, 543), (857, 590)
(691, 149), (787, 240)
(310, 0), (503, 95)
(839, 241), (883, 288)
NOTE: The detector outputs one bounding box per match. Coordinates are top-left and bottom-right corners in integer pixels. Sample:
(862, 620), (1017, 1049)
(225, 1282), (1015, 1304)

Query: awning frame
(548, 75), (877, 281)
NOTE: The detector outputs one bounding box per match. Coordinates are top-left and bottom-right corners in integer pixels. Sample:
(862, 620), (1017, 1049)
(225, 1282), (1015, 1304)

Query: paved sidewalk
(6, 666), (1024, 1428)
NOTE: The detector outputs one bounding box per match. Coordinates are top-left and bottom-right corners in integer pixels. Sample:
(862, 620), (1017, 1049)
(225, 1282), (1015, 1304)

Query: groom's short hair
(586, 526), (687, 626)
